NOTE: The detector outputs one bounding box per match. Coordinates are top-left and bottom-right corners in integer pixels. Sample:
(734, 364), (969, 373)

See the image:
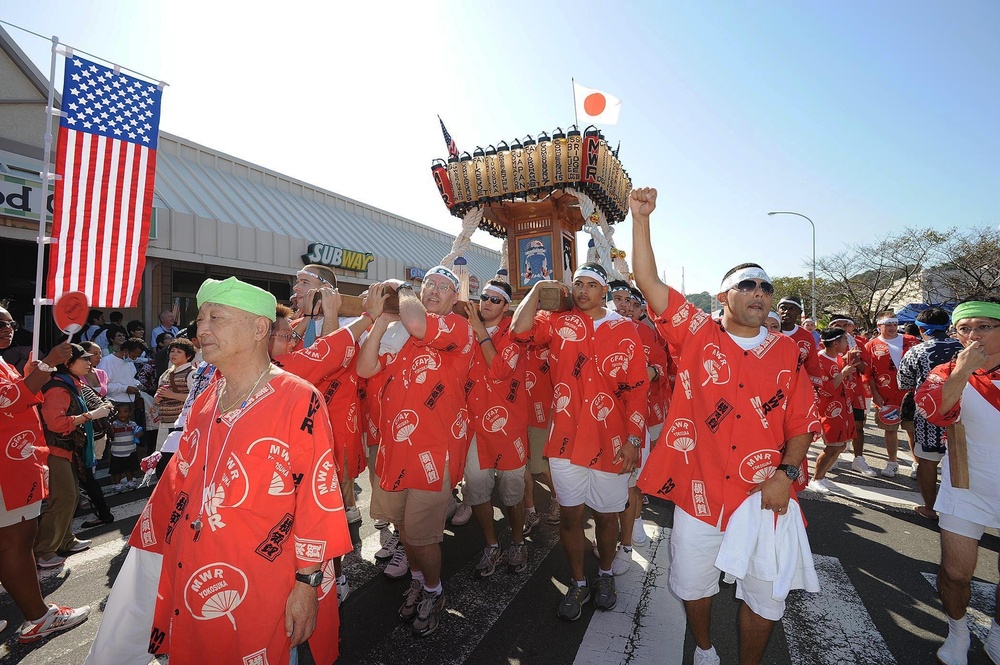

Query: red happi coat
(513, 308), (648, 473)
(274, 327), (366, 479)
(468, 317), (530, 471)
(784, 324), (823, 388)
(374, 313), (474, 491)
(0, 358), (48, 508)
(524, 343), (554, 429)
(635, 320), (670, 429)
(132, 371), (352, 664)
(815, 352), (855, 444)
(864, 334), (919, 408)
(637, 289), (820, 529)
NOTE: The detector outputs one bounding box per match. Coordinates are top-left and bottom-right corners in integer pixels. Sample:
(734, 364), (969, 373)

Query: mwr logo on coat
(184, 562), (249, 630)
(311, 448), (343, 511)
(246, 437), (294, 496)
(700, 344), (730, 386)
(666, 418), (697, 463)
(739, 449), (781, 484)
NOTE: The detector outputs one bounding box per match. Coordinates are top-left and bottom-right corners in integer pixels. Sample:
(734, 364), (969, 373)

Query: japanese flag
(574, 82), (621, 125)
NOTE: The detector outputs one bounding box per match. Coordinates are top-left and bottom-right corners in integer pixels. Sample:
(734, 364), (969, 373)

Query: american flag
(46, 55), (163, 308)
(438, 115), (459, 159)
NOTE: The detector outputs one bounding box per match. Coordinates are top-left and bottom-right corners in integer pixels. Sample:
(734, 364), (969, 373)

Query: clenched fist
(629, 187), (657, 218)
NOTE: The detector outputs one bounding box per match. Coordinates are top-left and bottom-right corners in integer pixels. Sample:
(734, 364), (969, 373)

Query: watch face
(782, 464), (799, 480)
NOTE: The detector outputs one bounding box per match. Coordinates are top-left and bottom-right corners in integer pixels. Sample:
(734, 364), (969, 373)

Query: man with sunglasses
(357, 266), (475, 637)
(914, 299), (1000, 665)
(776, 295), (823, 389)
(864, 311), (919, 477)
(630, 187), (820, 665)
(463, 280), (531, 577)
(511, 263), (648, 621)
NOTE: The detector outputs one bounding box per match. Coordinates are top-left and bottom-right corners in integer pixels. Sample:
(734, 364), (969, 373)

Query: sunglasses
(0, 320), (19, 331)
(481, 295), (505, 305)
(733, 279), (774, 295)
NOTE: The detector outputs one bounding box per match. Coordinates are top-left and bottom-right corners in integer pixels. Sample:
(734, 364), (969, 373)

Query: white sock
(575, 579), (587, 588)
(948, 614), (970, 637)
(695, 645), (716, 655)
(526, 507), (536, 514)
(411, 570), (425, 583)
(336, 574), (347, 585)
(598, 568), (612, 577)
(423, 582), (443, 594)
(986, 619), (1000, 660)
(622, 545), (633, 553)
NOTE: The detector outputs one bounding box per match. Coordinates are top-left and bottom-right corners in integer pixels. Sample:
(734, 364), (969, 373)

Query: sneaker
(111, 482), (124, 494)
(345, 506), (362, 524)
(642, 494), (649, 505)
(611, 546), (633, 576)
(881, 461), (899, 478)
(986, 619), (1000, 664)
(507, 542), (527, 573)
(1, 619), (7, 632)
(66, 539), (92, 554)
(336, 575), (350, 605)
(445, 496), (458, 523)
(693, 645), (721, 665)
(557, 583), (591, 621)
(36, 555), (66, 569)
(547, 502), (561, 524)
(375, 532), (400, 560)
(384, 547), (409, 579)
(17, 604), (90, 643)
(475, 545), (503, 578)
(411, 588), (445, 637)
(819, 478), (837, 490)
(125, 480), (138, 491)
(398, 578), (423, 623)
(522, 510), (541, 536)
(806, 479), (830, 494)
(632, 519), (648, 545)
(851, 456), (878, 477)
(451, 501), (473, 526)
(909, 464), (918, 479)
(374, 518), (390, 530)
(81, 516), (115, 529)
(592, 573), (617, 611)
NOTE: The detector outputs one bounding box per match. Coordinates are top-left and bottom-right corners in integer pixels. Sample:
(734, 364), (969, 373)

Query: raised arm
(512, 280), (553, 334)
(629, 187), (670, 316)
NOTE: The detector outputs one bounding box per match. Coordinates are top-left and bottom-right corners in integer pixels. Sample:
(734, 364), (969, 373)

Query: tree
(685, 291), (715, 314)
(930, 225), (1000, 301)
(815, 227), (949, 329)
(768, 275), (840, 322)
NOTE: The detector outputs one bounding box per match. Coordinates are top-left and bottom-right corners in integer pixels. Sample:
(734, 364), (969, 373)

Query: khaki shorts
(369, 467), (453, 547)
(464, 436), (526, 506)
(527, 425), (550, 474)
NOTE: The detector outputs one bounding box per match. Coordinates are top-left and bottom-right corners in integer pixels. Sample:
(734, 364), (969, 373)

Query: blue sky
(3, 1), (997, 295)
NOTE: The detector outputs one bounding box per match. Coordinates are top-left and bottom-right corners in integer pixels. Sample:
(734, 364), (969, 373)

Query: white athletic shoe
(611, 546), (633, 576)
(384, 547), (409, 579)
(986, 619), (1000, 664)
(851, 456), (878, 477)
(336, 575), (351, 605)
(881, 461), (899, 478)
(693, 645), (721, 665)
(451, 501), (472, 526)
(631, 519), (648, 545)
(345, 506), (362, 524)
(806, 479), (830, 494)
(936, 626), (971, 665)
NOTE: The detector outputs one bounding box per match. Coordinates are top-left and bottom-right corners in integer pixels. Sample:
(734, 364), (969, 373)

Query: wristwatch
(776, 463), (800, 481)
(627, 435), (642, 448)
(295, 570), (324, 587)
(396, 282), (414, 292)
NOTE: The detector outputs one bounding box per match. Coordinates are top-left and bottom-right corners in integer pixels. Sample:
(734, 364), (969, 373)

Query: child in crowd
(109, 403), (142, 492)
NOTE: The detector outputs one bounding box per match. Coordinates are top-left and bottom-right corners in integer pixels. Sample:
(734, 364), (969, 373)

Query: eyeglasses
(481, 295), (505, 305)
(733, 279), (775, 295)
(955, 324), (999, 336)
(0, 321), (19, 331)
(423, 282), (455, 293)
(269, 331), (302, 342)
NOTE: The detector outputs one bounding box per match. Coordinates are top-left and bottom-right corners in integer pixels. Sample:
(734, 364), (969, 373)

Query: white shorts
(0, 487), (41, 528)
(463, 436), (526, 507)
(549, 457), (629, 514)
(939, 512), (988, 541)
(913, 446), (945, 463)
(670, 507), (787, 621)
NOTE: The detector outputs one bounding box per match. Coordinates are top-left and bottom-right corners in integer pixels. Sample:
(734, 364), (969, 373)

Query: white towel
(715, 493), (820, 601)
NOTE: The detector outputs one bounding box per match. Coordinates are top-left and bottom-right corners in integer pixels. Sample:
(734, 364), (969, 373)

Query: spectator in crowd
(125, 319), (145, 342)
(99, 324), (127, 357)
(802, 317), (820, 345)
(107, 403), (141, 492)
(152, 338), (196, 452)
(80, 309), (105, 343)
(897, 307), (963, 520)
(765, 311), (781, 332)
(1, 311), (91, 643)
(98, 338), (145, 406)
(913, 298), (1000, 665)
(36, 344), (112, 567)
(149, 305), (179, 347)
(77, 341), (116, 528)
(92, 311), (123, 350)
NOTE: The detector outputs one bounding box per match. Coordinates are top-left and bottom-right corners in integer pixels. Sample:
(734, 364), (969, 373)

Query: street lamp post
(768, 211), (816, 321)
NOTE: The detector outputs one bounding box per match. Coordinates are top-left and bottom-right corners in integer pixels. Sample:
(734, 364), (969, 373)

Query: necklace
(190, 365), (270, 541)
(217, 365), (270, 413)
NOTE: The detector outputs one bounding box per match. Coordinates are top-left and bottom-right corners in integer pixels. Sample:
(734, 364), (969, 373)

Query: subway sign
(303, 242), (374, 273)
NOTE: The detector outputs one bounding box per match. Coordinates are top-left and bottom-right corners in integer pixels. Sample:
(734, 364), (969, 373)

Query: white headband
(297, 269), (332, 286)
(573, 267), (608, 287)
(776, 298), (802, 310)
(830, 318), (854, 326)
(766, 310), (780, 321)
(425, 265), (460, 289)
(719, 266), (771, 292)
(877, 317), (899, 325)
(482, 284), (511, 302)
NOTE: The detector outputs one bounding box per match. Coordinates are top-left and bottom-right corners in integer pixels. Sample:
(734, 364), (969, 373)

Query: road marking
(72, 497), (150, 534)
(821, 482), (922, 507)
(349, 517), (563, 664)
(922, 573), (997, 645)
(782, 554), (896, 665)
(37, 538), (130, 582)
(573, 522), (685, 665)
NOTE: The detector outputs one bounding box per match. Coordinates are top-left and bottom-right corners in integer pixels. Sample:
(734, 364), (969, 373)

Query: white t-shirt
(729, 327), (769, 351)
(881, 335), (904, 366)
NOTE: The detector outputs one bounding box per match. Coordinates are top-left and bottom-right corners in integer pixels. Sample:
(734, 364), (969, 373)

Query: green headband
(952, 301), (1000, 325)
(197, 277), (277, 321)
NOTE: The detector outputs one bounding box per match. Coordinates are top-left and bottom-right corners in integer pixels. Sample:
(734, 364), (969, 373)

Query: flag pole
(571, 77), (579, 128)
(32, 34), (60, 360)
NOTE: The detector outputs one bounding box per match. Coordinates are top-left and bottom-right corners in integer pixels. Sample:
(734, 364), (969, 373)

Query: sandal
(914, 505), (938, 520)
